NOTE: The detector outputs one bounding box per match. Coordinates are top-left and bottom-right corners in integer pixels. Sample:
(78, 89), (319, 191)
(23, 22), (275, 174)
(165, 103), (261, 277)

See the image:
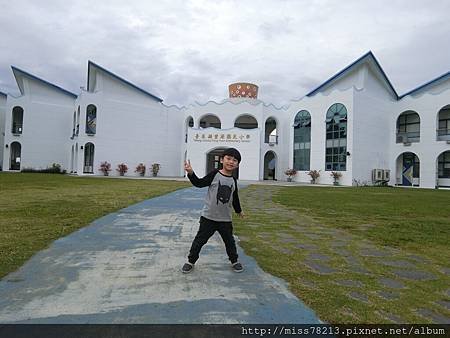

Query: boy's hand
(237, 211), (245, 219)
(184, 160), (193, 174)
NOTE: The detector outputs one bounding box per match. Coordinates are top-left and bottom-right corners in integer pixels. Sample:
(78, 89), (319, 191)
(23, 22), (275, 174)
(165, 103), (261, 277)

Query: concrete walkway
(0, 186), (321, 324)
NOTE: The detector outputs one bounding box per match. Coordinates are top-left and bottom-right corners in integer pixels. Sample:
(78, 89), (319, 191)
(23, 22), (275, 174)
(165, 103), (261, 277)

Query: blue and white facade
(1, 52), (449, 188)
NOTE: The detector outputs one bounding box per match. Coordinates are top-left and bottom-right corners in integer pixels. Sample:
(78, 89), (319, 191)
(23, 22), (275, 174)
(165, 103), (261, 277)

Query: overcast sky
(0, 0), (449, 107)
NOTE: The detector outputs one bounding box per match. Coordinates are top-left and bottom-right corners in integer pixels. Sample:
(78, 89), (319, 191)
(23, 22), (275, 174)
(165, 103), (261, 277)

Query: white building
(1, 52), (449, 188)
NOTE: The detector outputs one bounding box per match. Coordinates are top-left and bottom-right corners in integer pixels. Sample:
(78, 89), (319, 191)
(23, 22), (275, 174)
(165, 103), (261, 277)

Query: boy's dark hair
(221, 148), (241, 163)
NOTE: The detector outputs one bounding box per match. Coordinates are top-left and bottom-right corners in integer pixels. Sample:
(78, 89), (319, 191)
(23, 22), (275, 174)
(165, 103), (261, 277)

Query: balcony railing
(437, 128), (450, 140)
(12, 123), (23, 134)
(396, 131), (420, 143)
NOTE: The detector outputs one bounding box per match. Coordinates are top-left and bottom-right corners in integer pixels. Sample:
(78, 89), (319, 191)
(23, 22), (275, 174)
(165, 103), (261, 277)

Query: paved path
(0, 187), (320, 324)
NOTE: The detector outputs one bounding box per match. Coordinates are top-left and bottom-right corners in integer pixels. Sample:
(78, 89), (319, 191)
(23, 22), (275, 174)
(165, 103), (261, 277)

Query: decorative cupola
(228, 82), (258, 99)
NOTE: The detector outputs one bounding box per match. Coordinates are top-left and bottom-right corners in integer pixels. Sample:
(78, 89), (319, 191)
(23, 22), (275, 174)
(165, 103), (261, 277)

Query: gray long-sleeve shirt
(187, 169), (242, 222)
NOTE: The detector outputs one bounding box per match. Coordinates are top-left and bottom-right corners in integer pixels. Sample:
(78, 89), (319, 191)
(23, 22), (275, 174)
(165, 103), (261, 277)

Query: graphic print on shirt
(216, 180), (233, 205)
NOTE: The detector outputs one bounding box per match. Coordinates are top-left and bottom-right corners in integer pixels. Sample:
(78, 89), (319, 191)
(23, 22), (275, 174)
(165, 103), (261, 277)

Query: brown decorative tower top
(229, 82), (258, 99)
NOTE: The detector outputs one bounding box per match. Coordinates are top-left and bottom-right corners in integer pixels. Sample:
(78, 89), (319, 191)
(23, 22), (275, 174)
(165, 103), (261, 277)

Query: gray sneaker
(231, 262), (244, 273)
(182, 262), (194, 274)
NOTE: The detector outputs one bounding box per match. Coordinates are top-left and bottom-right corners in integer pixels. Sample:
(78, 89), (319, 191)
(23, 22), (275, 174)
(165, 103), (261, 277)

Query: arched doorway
(74, 143), (78, 173)
(83, 142), (95, 174)
(9, 142), (21, 170)
(437, 150), (450, 188)
(396, 152), (420, 186)
(264, 151), (276, 180)
(70, 145), (74, 173)
(206, 147), (239, 179)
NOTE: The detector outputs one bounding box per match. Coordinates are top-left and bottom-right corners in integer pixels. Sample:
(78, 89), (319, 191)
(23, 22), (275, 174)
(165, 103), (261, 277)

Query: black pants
(188, 216), (238, 264)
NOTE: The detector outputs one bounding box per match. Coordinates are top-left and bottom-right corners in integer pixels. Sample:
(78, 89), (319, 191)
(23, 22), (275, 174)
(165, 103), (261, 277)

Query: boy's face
(220, 155), (239, 171)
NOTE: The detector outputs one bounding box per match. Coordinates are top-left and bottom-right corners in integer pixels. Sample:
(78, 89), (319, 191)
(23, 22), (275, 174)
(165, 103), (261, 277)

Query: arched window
(325, 103), (347, 171)
(265, 117), (277, 144)
(72, 111), (76, 138)
(396, 111), (420, 143)
(76, 106), (80, 135)
(199, 114), (221, 129)
(11, 106), (24, 134)
(234, 114), (258, 129)
(437, 105), (450, 141)
(83, 142), (95, 173)
(293, 110), (311, 170)
(86, 104), (97, 134)
(185, 116), (194, 142)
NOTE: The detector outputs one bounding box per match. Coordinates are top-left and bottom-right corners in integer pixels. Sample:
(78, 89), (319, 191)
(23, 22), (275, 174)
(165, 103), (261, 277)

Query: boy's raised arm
(185, 160), (216, 188)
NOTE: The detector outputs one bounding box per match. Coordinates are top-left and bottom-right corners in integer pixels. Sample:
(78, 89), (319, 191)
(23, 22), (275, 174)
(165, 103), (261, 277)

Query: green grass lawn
(1, 173), (449, 324)
(234, 185), (450, 324)
(0, 173), (190, 279)
(273, 186), (450, 262)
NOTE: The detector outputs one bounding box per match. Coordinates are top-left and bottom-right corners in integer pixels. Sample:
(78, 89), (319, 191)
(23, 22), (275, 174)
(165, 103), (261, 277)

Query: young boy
(182, 148), (245, 273)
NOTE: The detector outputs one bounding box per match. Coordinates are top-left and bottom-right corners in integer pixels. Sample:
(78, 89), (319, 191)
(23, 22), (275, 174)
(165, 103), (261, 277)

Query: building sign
(192, 132), (252, 143)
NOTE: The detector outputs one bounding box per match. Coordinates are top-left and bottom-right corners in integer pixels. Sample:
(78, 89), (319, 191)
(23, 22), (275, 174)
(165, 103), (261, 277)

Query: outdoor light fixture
(5, 144), (8, 148)
(80, 146), (83, 149)
(346, 151), (351, 156)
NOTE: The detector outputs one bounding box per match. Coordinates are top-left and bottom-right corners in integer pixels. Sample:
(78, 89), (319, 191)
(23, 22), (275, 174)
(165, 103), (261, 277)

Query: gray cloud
(0, 0), (448, 106)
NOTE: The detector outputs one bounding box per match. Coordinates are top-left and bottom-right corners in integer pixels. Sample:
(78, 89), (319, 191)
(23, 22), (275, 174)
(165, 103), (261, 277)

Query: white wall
(351, 66), (395, 185)
(73, 71), (184, 177)
(286, 88), (354, 185)
(390, 88), (450, 188)
(186, 127), (260, 180)
(2, 77), (75, 171)
(184, 99), (286, 181)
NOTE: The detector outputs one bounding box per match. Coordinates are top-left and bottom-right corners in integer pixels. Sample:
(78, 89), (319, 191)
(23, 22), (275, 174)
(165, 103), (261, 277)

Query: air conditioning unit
(372, 169), (390, 184)
(383, 169), (390, 181)
(372, 169), (383, 182)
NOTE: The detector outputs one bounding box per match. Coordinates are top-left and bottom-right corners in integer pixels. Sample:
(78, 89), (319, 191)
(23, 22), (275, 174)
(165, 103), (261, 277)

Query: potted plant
(135, 163), (146, 177)
(151, 163), (161, 177)
(116, 163), (128, 176)
(284, 168), (297, 182)
(330, 171), (342, 185)
(308, 170), (320, 184)
(99, 161), (112, 176)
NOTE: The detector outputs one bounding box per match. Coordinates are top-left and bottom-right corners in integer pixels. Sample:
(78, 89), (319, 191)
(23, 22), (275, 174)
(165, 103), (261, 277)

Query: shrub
(308, 170), (320, 183)
(284, 168), (297, 181)
(99, 161), (112, 176)
(21, 163), (66, 174)
(135, 163), (146, 176)
(151, 163), (161, 176)
(116, 163), (128, 176)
